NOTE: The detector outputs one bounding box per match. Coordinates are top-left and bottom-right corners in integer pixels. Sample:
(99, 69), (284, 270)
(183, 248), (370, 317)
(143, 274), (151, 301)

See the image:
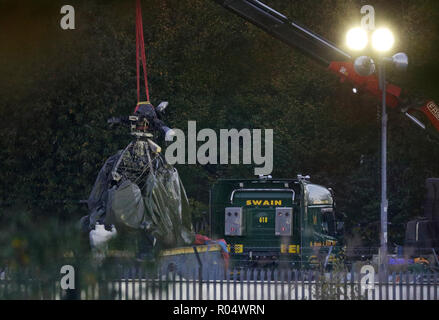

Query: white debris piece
(89, 223), (117, 250)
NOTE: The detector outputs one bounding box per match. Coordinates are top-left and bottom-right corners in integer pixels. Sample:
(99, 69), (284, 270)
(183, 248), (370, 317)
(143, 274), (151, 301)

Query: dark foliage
(0, 0), (439, 266)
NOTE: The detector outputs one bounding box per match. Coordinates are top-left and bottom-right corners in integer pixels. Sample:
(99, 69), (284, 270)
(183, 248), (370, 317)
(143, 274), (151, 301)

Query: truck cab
(209, 176), (341, 269)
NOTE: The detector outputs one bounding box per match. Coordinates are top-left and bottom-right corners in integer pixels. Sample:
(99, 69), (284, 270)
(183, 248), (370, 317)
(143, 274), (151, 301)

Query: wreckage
(79, 1), (229, 270)
(81, 101), (195, 252)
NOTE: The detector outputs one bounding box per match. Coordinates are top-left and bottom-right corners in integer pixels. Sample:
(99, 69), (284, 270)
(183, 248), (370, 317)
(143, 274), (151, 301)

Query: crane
(213, 0), (439, 138)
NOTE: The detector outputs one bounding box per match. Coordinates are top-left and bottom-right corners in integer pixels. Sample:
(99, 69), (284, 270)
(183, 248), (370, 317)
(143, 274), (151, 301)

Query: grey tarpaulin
(106, 180), (146, 230)
(85, 145), (194, 249)
(87, 151), (122, 227)
(141, 165), (194, 247)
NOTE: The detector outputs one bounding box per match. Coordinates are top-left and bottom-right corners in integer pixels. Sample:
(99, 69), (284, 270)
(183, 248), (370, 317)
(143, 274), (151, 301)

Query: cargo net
(114, 140), (164, 191)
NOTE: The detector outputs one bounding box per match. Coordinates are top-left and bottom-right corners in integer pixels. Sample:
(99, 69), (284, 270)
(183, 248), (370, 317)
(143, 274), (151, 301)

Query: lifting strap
(135, 0), (150, 109)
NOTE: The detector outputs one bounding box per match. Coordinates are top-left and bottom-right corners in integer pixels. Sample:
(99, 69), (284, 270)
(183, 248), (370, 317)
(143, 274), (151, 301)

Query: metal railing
(1, 266), (438, 300)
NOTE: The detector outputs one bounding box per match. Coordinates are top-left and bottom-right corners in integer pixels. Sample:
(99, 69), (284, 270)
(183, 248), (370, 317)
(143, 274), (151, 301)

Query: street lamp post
(346, 27), (408, 281)
(378, 60), (388, 280)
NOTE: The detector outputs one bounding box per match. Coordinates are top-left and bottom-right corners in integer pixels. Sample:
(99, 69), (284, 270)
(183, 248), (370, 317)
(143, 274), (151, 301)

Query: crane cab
(209, 176), (340, 268)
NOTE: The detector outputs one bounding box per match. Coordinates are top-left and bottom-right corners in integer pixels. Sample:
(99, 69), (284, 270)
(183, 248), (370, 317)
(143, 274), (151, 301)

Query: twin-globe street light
(346, 27), (395, 52)
(346, 27), (409, 280)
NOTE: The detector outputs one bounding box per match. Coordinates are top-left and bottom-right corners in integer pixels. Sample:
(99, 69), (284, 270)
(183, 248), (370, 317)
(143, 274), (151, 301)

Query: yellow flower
(11, 238), (22, 249)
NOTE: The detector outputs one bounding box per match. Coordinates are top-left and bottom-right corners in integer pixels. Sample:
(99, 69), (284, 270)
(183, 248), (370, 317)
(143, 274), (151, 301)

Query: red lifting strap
(135, 0), (150, 106)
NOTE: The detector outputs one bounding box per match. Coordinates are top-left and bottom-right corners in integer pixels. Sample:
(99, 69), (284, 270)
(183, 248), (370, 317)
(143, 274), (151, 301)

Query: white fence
(1, 269), (438, 300)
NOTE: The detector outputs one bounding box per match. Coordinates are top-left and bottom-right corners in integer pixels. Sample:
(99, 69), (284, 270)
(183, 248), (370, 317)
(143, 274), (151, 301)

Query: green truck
(209, 175), (343, 269)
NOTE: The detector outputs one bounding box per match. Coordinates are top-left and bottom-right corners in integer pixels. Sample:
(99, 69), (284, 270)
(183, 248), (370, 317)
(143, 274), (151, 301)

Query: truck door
(229, 189), (296, 253)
